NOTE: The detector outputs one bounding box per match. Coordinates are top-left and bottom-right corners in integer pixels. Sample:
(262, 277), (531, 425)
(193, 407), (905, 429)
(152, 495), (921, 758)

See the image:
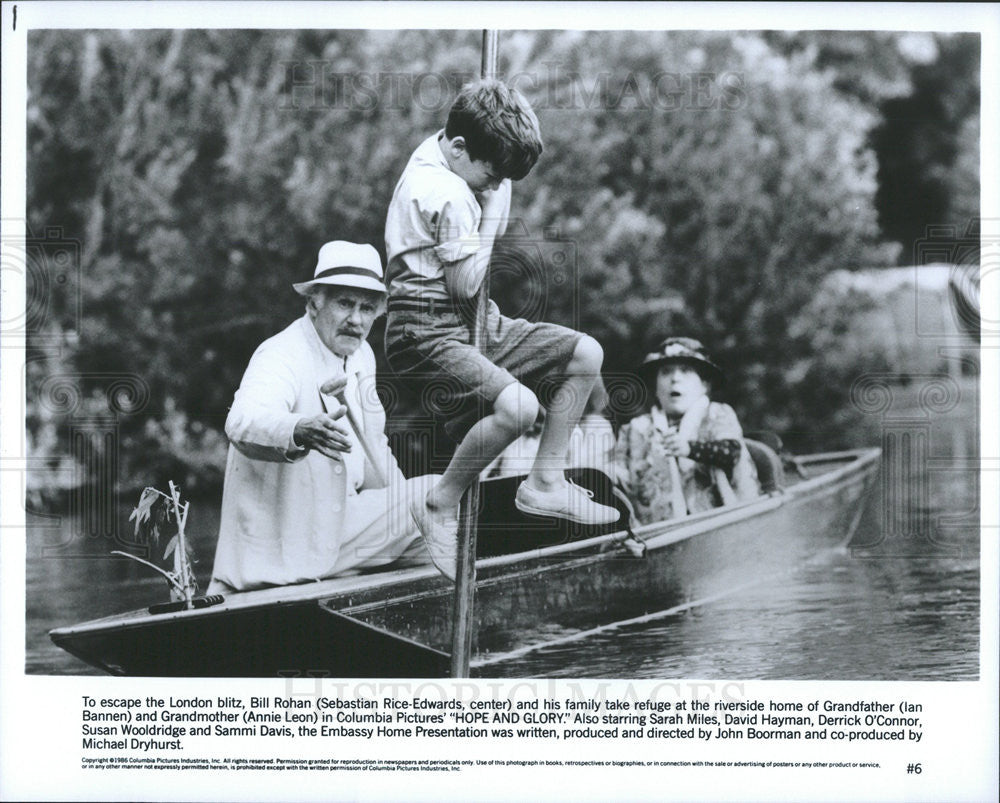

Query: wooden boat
(50, 444), (880, 678)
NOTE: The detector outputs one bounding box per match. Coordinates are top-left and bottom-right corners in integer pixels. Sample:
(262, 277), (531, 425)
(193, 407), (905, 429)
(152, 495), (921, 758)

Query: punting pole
(450, 29), (499, 679)
(333, 389), (387, 487)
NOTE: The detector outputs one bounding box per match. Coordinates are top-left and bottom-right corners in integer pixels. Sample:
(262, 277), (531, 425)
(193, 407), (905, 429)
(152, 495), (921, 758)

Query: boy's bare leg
(413, 382), (538, 580)
(526, 335), (603, 491)
(425, 381), (539, 513)
(515, 335), (620, 526)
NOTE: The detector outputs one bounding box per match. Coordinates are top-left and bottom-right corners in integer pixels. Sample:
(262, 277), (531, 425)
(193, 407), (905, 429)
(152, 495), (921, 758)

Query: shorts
(385, 300), (582, 440)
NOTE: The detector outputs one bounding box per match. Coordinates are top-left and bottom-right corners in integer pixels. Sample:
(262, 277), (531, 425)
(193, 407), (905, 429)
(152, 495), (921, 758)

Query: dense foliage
(25, 30), (980, 492)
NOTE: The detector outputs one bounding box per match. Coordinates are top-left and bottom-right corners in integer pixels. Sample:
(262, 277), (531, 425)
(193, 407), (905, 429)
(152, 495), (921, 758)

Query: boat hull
(50, 449), (879, 677)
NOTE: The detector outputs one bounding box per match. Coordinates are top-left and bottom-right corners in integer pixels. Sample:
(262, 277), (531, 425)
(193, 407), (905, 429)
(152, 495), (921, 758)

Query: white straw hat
(292, 241), (386, 296)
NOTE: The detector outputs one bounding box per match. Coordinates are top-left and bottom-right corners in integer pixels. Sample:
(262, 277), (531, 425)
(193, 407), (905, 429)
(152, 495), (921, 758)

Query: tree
(30, 29), (967, 490)
(870, 33), (980, 257)
(491, 31), (898, 433)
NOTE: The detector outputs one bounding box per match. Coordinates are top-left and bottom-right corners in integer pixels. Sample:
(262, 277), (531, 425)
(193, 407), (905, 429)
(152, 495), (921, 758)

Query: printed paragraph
(79, 693), (925, 749)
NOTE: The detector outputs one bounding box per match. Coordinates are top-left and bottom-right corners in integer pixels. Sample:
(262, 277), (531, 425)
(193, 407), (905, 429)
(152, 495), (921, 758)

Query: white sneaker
(409, 498), (458, 582)
(514, 479), (621, 525)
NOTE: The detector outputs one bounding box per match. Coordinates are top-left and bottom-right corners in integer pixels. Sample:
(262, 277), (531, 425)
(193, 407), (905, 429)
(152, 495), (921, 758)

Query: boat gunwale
(49, 447), (880, 641)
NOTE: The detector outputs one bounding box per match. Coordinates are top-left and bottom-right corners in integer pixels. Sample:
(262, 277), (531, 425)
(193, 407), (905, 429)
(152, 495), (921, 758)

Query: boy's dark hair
(445, 79), (543, 181)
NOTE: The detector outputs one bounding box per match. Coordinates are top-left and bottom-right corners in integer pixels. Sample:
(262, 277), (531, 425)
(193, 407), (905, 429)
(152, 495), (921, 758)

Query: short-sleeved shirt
(384, 131), (482, 301)
(383, 131), (583, 441)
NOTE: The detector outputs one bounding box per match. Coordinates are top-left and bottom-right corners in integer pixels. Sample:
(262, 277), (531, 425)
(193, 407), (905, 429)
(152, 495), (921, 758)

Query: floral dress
(614, 401), (760, 525)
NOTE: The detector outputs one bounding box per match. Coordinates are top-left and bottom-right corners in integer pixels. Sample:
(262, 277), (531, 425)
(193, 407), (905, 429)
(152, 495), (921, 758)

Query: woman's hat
(640, 337), (724, 386)
(293, 241), (387, 296)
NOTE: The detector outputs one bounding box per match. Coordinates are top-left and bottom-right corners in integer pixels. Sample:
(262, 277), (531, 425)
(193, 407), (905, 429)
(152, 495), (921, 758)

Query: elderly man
(208, 241), (433, 593)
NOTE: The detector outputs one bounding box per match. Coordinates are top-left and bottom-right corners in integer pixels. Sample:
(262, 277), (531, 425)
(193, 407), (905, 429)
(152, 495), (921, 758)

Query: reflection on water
(26, 382), (980, 680)
(484, 551), (978, 680)
(26, 502), (221, 676)
(483, 377), (981, 680)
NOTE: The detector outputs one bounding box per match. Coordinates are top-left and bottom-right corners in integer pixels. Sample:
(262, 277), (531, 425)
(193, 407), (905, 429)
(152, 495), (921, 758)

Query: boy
(384, 79), (619, 581)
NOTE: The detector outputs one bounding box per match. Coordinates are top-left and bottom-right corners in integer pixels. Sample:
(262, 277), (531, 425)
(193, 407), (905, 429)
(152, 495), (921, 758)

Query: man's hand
(293, 409), (351, 460)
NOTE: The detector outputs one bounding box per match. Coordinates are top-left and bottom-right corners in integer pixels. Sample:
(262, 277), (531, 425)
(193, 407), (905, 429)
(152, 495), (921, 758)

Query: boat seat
(745, 437), (785, 492)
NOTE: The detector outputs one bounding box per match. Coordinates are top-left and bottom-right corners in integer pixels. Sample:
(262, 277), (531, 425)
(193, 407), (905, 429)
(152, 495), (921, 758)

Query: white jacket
(210, 315), (402, 590)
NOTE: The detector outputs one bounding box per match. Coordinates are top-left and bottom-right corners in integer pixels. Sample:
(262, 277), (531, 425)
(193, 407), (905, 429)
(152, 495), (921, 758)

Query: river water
(25, 381), (980, 680)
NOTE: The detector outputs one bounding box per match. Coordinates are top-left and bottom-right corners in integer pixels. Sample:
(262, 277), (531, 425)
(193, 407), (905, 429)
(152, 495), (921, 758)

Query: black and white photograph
(2, 2), (997, 801)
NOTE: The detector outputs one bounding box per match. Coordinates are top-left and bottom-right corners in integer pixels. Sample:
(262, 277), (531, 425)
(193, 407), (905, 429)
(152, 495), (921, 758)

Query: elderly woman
(615, 337), (759, 524)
